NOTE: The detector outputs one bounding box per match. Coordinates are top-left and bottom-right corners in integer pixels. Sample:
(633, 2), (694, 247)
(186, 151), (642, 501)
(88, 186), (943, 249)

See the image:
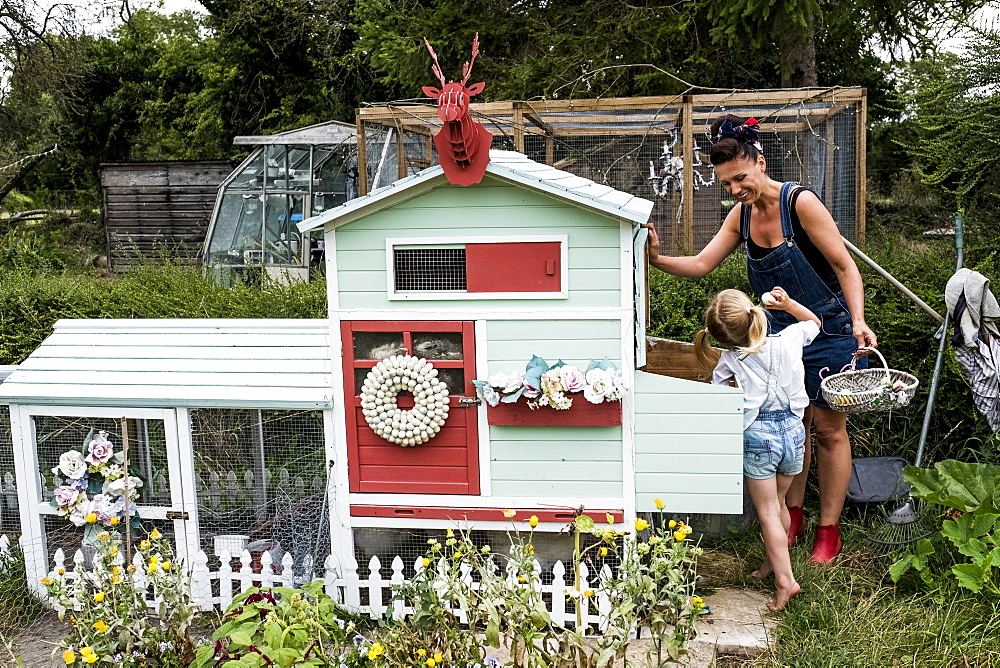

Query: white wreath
(360, 355), (451, 446)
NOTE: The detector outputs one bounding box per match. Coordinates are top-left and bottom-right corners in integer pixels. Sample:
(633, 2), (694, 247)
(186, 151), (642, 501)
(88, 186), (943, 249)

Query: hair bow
(712, 117), (763, 150)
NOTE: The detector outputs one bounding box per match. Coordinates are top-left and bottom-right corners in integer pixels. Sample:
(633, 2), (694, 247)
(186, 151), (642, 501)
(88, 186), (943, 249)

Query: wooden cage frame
(355, 88), (867, 244)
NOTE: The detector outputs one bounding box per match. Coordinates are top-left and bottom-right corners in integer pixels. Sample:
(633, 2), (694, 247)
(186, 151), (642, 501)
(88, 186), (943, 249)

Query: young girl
(694, 286), (820, 610)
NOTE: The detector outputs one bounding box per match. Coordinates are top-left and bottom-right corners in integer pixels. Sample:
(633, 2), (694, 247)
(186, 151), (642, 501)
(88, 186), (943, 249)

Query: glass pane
(353, 332), (404, 360)
(229, 151), (265, 191)
(266, 145), (288, 189)
(37, 416), (169, 521)
(412, 332), (464, 360)
(435, 367), (467, 396)
(207, 193), (263, 262)
(287, 146), (311, 192)
(314, 145), (350, 213)
(263, 194), (302, 264)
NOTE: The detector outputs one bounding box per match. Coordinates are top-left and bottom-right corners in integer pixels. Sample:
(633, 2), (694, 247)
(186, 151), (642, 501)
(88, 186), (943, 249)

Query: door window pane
(412, 332), (464, 360)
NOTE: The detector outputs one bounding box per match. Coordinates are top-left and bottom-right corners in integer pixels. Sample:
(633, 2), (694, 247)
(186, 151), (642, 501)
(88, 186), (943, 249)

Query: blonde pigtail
(737, 306), (769, 355)
(693, 328), (720, 370)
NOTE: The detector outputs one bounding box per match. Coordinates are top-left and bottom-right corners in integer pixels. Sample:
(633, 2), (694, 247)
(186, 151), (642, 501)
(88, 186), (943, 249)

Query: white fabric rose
(584, 368), (613, 404)
(55, 450), (88, 480)
(103, 475), (143, 499)
(68, 504), (89, 527)
(488, 372), (509, 389)
(502, 372), (524, 394)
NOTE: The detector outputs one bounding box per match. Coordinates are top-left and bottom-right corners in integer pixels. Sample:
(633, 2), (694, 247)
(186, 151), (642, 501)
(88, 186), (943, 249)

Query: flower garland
(360, 355), (451, 446)
(473, 356), (626, 410)
(50, 430), (143, 528)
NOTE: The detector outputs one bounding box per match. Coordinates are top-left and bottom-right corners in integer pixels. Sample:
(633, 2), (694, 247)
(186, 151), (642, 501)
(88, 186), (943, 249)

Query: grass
(701, 516), (1000, 667)
(0, 546), (45, 636)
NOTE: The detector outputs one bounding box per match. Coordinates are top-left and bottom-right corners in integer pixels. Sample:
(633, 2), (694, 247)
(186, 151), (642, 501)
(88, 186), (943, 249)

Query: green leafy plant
(41, 528), (197, 666)
(890, 460), (1000, 594)
(192, 580), (369, 668)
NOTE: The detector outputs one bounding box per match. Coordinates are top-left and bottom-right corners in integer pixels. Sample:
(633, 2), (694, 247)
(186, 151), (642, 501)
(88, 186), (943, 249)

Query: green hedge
(0, 264), (327, 365)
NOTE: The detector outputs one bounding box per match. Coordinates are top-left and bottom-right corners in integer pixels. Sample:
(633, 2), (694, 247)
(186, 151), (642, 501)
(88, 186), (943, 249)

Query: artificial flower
(559, 365), (586, 393)
(54, 451), (88, 480)
(584, 368), (613, 404)
(102, 476), (143, 499)
(84, 434), (115, 466)
(481, 384), (501, 407)
(84, 513), (97, 524)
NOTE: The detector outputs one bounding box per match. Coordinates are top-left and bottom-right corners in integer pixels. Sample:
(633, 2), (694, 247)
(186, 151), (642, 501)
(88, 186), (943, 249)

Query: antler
(423, 37), (447, 87)
(460, 33), (480, 86)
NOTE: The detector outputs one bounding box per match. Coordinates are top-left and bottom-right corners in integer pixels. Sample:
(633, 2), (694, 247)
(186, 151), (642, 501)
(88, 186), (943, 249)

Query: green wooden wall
(333, 177), (623, 311)
(633, 371), (743, 514)
(485, 319), (623, 498)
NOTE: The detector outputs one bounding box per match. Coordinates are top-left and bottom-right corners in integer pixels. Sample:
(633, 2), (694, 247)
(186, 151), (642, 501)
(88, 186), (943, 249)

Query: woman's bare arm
(646, 205), (742, 278)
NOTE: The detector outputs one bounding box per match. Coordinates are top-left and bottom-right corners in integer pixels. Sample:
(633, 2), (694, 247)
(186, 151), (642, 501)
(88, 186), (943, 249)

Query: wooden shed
(100, 161), (232, 272)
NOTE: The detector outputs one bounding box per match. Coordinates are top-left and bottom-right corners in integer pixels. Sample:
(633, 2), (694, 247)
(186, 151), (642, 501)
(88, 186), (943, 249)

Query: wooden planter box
(487, 399), (622, 426)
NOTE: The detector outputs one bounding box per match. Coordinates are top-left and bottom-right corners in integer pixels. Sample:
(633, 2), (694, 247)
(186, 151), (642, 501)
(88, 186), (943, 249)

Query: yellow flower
(110, 547), (119, 557)
(93, 620), (108, 633)
(139, 540), (150, 551)
(79, 647), (94, 657)
(161, 561), (171, 570)
(85, 513), (97, 524)
(683, 525), (693, 536)
(668, 520), (677, 528)
(149, 555), (159, 564)
(148, 565), (157, 573)
(599, 547), (608, 557)
(367, 643), (385, 659)
(422, 558), (431, 568)
(529, 515), (539, 528)
(583, 589), (594, 597)
(127, 565), (137, 573)
(93, 592), (105, 602)
(434, 654), (443, 663)
(426, 660), (436, 667)
(109, 516), (119, 526)
(518, 576), (526, 583)
(57, 568), (65, 575)
(524, 544), (535, 556)
(452, 551), (463, 559)
(674, 530), (685, 542)
(83, 656), (98, 665)
(97, 531), (110, 542)
(634, 518), (650, 532)
(417, 649), (427, 657)
(692, 596), (704, 608)
(111, 576), (122, 585)
(62, 650), (76, 663)
(111, 566), (120, 575)
(502, 508), (516, 518)
(40, 577), (53, 585)
(654, 498), (665, 510)
(150, 528), (162, 540)
(446, 528), (454, 538)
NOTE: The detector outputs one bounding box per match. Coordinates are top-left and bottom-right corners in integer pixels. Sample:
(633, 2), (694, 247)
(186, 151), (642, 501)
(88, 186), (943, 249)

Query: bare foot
(766, 580), (801, 611)
(751, 558), (773, 579)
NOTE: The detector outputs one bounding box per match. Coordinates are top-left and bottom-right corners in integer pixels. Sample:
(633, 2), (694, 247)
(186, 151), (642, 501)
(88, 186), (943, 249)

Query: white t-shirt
(712, 320), (820, 429)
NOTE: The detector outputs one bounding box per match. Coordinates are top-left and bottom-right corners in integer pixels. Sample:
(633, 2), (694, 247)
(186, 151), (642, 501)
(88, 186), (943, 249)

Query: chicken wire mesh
(0, 405), (16, 536)
(189, 408), (331, 590)
(358, 90), (865, 252)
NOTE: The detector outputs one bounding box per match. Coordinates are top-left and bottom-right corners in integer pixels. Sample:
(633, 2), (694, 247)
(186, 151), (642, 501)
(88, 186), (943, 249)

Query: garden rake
(865, 213), (964, 550)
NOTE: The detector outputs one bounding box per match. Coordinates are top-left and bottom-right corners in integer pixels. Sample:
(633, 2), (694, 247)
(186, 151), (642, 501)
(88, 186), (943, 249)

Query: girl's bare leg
(746, 474), (801, 610)
(785, 405), (813, 510)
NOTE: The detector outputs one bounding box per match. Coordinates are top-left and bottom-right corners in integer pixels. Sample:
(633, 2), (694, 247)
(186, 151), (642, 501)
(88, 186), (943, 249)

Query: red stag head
(422, 33), (492, 186)
(422, 34), (485, 123)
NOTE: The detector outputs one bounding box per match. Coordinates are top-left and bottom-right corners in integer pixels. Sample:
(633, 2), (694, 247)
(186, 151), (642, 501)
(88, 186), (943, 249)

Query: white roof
(233, 119), (356, 146)
(298, 150), (654, 232)
(0, 320), (333, 409)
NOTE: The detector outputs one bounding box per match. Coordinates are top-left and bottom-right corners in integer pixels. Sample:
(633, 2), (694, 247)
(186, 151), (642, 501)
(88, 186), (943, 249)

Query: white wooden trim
(385, 235), (569, 301)
(331, 308), (631, 320)
(16, 405), (172, 419)
(474, 319), (491, 497)
(348, 493), (624, 508)
(54, 318), (329, 330)
(327, 321), (354, 562)
(347, 517), (572, 532)
(10, 404), (47, 599)
(619, 317), (637, 525)
(172, 408), (201, 565)
(33, 503), (180, 520)
(325, 229), (340, 311)
(619, 221), (632, 312)
(324, 408), (353, 561)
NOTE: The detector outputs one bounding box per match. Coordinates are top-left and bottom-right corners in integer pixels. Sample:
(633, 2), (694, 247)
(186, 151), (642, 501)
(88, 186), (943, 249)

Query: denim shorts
(743, 410), (806, 479)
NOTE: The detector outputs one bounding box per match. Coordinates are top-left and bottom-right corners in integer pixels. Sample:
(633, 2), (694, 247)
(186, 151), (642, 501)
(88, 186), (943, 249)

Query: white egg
(761, 292), (777, 306)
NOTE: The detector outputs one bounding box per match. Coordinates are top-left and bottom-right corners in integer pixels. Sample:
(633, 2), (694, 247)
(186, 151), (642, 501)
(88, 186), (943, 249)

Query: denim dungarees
(740, 181), (865, 407)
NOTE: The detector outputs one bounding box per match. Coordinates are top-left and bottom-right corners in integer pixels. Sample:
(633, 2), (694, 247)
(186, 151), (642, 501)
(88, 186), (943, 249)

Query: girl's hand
(762, 286), (791, 310)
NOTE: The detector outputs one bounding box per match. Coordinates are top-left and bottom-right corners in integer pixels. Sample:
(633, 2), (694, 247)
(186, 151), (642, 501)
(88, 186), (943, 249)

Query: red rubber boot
(810, 524), (842, 563)
(787, 506), (805, 547)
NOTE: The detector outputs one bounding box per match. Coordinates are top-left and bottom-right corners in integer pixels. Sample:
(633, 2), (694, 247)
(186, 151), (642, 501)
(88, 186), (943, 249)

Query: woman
(646, 115), (877, 562)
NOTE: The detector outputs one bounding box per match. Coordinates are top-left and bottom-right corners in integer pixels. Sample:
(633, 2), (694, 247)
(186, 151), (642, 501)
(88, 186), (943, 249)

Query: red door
(342, 321), (479, 494)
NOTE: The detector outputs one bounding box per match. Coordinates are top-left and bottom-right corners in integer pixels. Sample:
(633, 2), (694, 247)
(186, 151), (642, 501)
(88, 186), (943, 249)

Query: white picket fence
(0, 533), (612, 628)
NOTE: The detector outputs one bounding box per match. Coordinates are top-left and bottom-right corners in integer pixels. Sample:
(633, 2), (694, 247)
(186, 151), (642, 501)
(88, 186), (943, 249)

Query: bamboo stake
(121, 417), (131, 558)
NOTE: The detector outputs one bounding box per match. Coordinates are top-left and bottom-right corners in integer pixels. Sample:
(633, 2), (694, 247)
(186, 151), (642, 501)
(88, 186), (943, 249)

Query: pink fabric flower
(559, 366), (586, 393)
(53, 485), (82, 508)
(85, 433), (114, 466)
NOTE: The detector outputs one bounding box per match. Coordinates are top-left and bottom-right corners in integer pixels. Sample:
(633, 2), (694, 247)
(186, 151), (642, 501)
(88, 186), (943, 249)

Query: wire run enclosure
(355, 88), (867, 251)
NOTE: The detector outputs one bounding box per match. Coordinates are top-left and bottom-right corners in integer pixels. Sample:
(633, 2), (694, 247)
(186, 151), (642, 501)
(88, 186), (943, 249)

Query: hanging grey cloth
(947, 271), (1000, 432)
(944, 268), (1000, 348)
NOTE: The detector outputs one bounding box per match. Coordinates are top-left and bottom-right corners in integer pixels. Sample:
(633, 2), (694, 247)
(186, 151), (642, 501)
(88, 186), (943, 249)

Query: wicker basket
(820, 347), (919, 414)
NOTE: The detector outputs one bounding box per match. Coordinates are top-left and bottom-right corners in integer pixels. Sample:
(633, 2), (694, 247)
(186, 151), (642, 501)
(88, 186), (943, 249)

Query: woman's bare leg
(811, 406), (851, 526)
